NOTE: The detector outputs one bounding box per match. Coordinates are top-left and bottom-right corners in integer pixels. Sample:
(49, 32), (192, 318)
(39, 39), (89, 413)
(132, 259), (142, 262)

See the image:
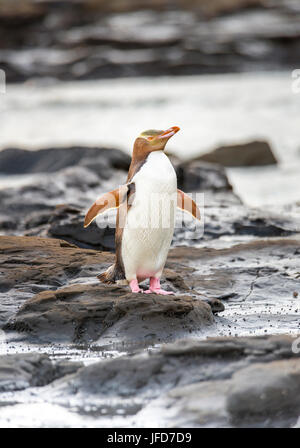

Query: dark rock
(0, 146), (297, 249)
(174, 190), (298, 244)
(202, 297), (225, 314)
(0, 2), (299, 83)
(147, 336), (300, 427)
(166, 239), (300, 338)
(227, 359), (300, 420)
(51, 334), (297, 400)
(4, 283), (213, 344)
(46, 205), (116, 251)
(0, 353), (82, 392)
(52, 355), (167, 399)
(232, 213), (294, 236)
(161, 334), (296, 359)
(0, 145), (131, 250)
(176, 160), (233, 191)
(0, 146), (130, 175)
(41, 334), (300, 428)
(197, 141), (277, 167)
(0, 231), (299, 426)
(0, 235), (114, 326)
(1, 235), (299, 346)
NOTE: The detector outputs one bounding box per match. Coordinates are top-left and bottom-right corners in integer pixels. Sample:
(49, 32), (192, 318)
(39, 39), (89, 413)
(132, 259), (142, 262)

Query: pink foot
(145, 289), (174, 295)
(129, 279), (143, 293)
(144, 277), (174, 295)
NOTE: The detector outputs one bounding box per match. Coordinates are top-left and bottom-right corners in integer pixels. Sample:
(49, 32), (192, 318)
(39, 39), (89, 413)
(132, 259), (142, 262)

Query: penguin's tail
(97, 264), (128, 285)
(97, 264), (115, 284)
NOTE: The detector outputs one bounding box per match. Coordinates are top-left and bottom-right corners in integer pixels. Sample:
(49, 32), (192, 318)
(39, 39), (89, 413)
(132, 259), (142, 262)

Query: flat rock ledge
(43, 335), (300, 428)
(4, 283), (214, 345)
(0, 353), (82, 392)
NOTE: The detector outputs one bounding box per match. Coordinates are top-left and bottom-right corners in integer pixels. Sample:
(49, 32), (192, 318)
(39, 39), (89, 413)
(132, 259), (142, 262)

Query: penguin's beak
(145, 126), (180, 151)
(157, 126), (180, 140)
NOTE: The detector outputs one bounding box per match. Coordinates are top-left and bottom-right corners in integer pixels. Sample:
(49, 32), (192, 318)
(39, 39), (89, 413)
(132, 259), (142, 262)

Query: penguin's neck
(141, 151), (174, 178)
(131, 151), (177, 191)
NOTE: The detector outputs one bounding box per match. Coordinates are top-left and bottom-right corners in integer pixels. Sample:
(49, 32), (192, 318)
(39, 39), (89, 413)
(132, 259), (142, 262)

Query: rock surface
(1, 235), (299, 344)
(0, 139), (299, 427)
(0, 146), (131, 175)
(197, 141), (277, 167)
(0, 147), (298, 251)
(0, 235), (113, 327)
(227, 358), (300, 419)
(0, 1), (299, 82)
(5, 283), (213, 344)
(0, 353), (82, 392)
(1, 335), (299, 427)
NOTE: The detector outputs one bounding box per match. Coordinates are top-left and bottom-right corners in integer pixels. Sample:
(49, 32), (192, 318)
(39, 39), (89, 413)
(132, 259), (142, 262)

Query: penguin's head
(134, 126), (180, 155)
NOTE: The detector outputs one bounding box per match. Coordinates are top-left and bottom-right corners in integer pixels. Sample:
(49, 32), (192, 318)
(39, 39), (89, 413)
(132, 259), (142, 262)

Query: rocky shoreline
(0, 143), (299, 427)
(1, 336), (300, 427)
(1, 0), (300, 82)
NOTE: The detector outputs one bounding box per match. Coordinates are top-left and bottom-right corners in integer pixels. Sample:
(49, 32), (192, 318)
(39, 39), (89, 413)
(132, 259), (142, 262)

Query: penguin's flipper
(177, 189), (201, 221)
(84, 184), (129, 228)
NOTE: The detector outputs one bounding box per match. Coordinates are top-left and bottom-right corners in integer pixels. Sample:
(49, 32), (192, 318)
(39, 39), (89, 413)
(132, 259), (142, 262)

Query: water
(0, 71), (300, 207)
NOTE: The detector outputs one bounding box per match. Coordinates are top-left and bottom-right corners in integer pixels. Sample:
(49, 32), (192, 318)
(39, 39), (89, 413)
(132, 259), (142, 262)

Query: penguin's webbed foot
(129, 279), (144, 294)
(144, 277), (174, 295)
(144, 289), (174, 295)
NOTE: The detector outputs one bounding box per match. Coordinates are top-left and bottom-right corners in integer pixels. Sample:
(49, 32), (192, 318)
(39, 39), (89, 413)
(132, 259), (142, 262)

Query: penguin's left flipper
(84, 184), (132, 228)
(177, 189), (201, 221)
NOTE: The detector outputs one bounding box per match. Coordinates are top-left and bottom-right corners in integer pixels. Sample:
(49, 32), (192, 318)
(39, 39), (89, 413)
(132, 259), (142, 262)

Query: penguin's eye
(147, 136), (155, 141)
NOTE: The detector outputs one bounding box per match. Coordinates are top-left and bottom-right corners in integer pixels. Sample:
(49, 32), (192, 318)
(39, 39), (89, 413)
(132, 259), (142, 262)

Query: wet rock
(227, 358), (300, 420)
(142, 336), (300, 427)
(197, 141), (277, 167)
(2, 146), (296, 249)
(202, 297), (225, 314)
(161, 334), (296, 359)
(52, 354), (166, 399)
(0, 146), (243, 249)
(180, 0), (264, 17)
(1, 235), (299, 341)
(0, 227), (299, 426)
(176, 160), (233, 192)
(0, 146), (130, 175)
(0, 353), (82, 392)
(231, 209), (297, 236)
(4, 283), (213, 344)
(52, 334), (294, 400)
(0, 235), (114, 326)
(0, 2), (299, 82)
(0, 145), (130, 250)
(46, 205), (116, 251)
(41, 334), (300, 428)
(167, 239), (300, 337)
(0, 0), (264, 23)
(174, 189), (298, 245)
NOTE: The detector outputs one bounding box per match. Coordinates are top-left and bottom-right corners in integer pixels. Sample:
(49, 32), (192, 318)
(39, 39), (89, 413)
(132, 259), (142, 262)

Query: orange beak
(147, 126), (180, 141)
(157, 126), (180, 140)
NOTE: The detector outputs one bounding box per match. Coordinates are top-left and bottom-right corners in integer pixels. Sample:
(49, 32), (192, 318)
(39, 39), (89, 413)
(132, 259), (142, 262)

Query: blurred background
(0, 0), (300, 208)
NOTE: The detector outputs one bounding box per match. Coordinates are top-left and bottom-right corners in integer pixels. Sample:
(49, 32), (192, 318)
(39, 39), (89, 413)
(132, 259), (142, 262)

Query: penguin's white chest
(122, 151), (177, 281)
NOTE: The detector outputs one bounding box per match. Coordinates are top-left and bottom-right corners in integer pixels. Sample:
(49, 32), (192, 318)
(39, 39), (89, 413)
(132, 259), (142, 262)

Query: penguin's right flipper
(84, 184), (130, 228)
(177, 189), (201, 221)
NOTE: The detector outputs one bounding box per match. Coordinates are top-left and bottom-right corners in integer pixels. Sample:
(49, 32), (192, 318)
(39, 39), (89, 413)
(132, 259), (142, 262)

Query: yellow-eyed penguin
(84, 126), (200, 294)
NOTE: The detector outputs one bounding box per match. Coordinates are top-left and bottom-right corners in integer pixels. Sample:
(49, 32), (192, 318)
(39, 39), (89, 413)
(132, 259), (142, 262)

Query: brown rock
(5, 283), (214, 344)
(83, 0), (264, 16)
(197, 141), (277, 167)
(0, 235), (113, 293)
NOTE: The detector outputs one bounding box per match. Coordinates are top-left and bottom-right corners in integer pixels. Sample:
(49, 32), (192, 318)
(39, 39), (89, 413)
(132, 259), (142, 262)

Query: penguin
(84, 126), (201, 294)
